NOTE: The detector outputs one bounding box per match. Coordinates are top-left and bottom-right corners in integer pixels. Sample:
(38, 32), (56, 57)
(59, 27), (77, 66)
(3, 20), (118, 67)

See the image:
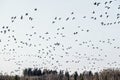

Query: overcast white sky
(0, 0), (120, 75)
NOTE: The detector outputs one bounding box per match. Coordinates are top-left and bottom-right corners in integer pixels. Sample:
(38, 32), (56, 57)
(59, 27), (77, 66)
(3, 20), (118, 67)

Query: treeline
(23, 68), (78, 80)
(0, 68), (120, 80)
(22, 68), (120, 80)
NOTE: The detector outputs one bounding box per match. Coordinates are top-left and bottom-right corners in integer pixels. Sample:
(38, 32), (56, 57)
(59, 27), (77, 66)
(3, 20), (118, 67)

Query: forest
(0, 68), (120, 80)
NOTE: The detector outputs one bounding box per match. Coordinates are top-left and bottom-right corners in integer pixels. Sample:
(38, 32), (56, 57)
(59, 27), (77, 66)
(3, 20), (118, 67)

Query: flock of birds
(0, 0), (120, 75)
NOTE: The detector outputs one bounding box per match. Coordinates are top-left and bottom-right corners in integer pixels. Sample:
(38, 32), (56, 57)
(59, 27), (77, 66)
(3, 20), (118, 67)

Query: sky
(0, 0), (120, 75)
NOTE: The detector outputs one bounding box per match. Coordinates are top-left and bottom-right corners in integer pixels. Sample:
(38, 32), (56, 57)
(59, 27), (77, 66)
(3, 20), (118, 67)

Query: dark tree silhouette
(80, 73), (84, 80)
(59, 70), (64, 80)
(74, 71), (78, 80)
(28, 68), (32, 76)
(37, 68), (42, 76)
(94, 72), (99, 80)
(89, 71), (93, 76)
(23, 69), (28, 76)
(33, 68), (38, 76)
(15, 75), (20, 80)
(65, 71), (70, 80)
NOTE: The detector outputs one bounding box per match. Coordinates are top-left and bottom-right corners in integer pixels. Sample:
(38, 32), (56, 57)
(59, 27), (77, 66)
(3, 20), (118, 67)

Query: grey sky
(0, 0), (120, 75)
